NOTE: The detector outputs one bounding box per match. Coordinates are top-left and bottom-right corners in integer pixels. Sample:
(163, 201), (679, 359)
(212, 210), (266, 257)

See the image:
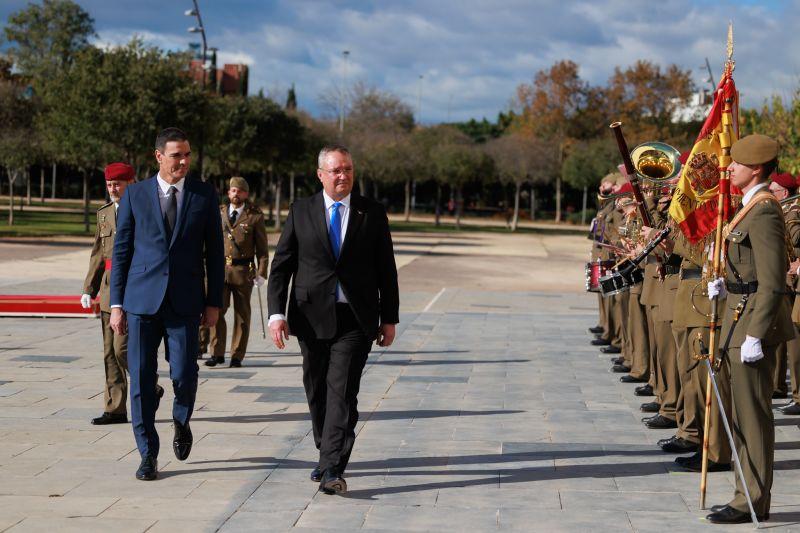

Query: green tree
(485, 133), (556, 231)
(0, 79), (39, 225)
(2, 0), (95, 84)
(561, 137), (619, 224)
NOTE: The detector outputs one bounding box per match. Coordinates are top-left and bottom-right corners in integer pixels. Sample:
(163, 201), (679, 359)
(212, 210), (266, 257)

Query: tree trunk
(403, 179), (411, 222)
(373, 180), (379, 200)
(511, 181), (521, 232)
(434, 183), (442, 227)
(26, 170), (32, 206)
(51, 163), (56, 200)
(411, 179), (417, 211)
(581, 186), (588, 226)
(555, 174), (562, 222)
(455, 185), (463, 230)
(289, 171), (295, 204)
(7, 169), (18, 226)
(274, 174), (282, 230)
(260, 170), (268, 205)
(359, 177), (367, 196)
(40, 167), (45, 203)
(82, 170), (90, 233)
(530, 185), (536, 221)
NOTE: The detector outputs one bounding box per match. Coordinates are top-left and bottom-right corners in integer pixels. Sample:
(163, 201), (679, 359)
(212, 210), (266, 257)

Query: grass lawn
(0, 209), (96, 237)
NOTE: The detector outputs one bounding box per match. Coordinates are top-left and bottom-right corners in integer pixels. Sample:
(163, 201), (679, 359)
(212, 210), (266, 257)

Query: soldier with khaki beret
(205, 177), (270, 368)
(81, 163), (163, 424)
(705, 134), (795, 524)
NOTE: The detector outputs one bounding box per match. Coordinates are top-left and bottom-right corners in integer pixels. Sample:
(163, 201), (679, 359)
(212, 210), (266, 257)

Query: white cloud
(88, 1), (800, 124)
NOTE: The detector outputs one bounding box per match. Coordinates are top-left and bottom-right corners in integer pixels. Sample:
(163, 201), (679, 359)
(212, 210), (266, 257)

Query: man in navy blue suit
(110, 127), (224, 480)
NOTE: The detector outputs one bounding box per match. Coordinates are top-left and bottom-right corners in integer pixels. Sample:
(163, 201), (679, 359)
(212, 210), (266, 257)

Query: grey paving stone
(396, 376), (469, 383)
(10, 356), (79, 363)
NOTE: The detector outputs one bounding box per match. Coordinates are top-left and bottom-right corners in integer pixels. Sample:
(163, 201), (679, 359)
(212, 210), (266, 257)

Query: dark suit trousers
(299, 303), (371, 474)
(127, 297), (200, 458)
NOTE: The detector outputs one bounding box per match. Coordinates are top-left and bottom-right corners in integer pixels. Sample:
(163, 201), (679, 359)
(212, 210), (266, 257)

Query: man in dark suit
(267, 144), (399, 495)
(110, 127), (224, 481)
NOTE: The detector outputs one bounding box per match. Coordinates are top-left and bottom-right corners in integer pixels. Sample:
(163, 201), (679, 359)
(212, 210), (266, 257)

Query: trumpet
(597, 183), (676, 201)
(780, 193), (800, 205)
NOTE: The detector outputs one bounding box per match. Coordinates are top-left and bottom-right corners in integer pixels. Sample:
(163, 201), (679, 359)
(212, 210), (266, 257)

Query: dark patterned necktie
(229, 210), (238, 226)
(164, 186), (177, 240)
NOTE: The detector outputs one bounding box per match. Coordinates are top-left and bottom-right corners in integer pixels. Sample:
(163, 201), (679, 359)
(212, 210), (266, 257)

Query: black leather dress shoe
(310, 466), (322, 482)
(600, 345), (621, 354)
(319, 469), (347, 495)
(706, 505), (765, 524)
(155, 384), (164, 411)
(779, 401), (800, 415)
(644, 414), (677, 429)
(634, 384), (654, 397)
(91, 412), (128, 425)
(659, 436), (698, 453)
(136, 455), (158, 481)
(591, 338), (611, 346)
(620, 374), (647, 383)
(589, 326), (604, 334)
(640, 401), (660, 413)
(205, 356), (224, 367)
(612, 364), (631, 373)
(675, 452), (730, 472)
(229, 358), (242, 368)
(173, 419), (193, 461)
(610, 356), (624, 365)
(772, 390), (788, 399)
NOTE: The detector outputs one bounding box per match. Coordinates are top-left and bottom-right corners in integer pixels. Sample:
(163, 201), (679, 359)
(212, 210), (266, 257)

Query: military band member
(205, 177), (269, 368)
(705, 134), (795, 524)
(768, 173), (798, 402)
(589, 176), (617, 338)
(81, 163), (163, 424)
(780, 175), (800, 414)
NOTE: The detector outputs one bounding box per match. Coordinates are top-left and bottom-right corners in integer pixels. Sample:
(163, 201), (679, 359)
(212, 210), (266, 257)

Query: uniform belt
(680, 268), (701, 280)
(104, 259), (112, 271)
(226, 256), (254, 266)
(726, 280), (759, 294)
(662, 265), (680, 276)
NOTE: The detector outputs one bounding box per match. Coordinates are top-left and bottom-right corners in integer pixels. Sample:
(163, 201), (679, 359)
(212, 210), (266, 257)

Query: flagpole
(699, 78), (734, 510)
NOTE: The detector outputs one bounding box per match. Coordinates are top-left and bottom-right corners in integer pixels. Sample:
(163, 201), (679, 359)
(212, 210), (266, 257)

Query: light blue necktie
(329, 202), (342, 259)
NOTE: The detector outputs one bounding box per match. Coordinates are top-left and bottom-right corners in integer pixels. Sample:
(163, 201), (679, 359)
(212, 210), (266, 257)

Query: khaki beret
(228, 176), (249, 192)
(730, 134), (779, 166)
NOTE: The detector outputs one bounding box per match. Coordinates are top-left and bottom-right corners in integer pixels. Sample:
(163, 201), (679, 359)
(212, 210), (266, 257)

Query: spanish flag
(668, 68), (739, 243)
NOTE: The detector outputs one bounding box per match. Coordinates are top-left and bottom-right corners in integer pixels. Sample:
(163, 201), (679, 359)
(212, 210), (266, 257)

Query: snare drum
(585, 260), (615, 292)
(599, 266), (645, 297)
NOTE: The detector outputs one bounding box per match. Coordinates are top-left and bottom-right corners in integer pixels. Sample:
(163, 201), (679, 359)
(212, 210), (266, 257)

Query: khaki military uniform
(670, 237), (732, 462)
(208, 202), (270, 361)
(720, 190), (795, 516)
(592, 200), (616, 337)
(83, 202), (128, 416)
(653, 255), (680, 421)
(784, 204), (800, 403)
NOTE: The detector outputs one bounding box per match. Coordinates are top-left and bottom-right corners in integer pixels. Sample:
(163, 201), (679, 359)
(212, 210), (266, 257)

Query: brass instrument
(630, 141), (683, 182)
(780, 193), (800, 205)
(597, 183), (676, 201)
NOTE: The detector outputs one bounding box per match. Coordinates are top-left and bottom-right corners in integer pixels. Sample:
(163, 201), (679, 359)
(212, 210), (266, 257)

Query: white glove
(254, 275), (266, 287)
(741, 335), (764, 363)
(80, 294), (92, 309)
(707, 278), (727, 300)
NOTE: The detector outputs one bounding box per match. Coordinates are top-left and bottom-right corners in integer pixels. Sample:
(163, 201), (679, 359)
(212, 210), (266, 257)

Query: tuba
(630, 141), (683, 183)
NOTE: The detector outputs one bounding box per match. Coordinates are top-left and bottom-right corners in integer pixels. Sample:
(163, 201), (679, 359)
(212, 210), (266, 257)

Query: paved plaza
(2, 230), (800, 531)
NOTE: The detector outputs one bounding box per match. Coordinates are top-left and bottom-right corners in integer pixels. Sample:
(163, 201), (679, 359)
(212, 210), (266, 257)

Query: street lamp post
(186, 0), (208, 179)
(339, 50), (350, 134)
(412, 74), (423, 212)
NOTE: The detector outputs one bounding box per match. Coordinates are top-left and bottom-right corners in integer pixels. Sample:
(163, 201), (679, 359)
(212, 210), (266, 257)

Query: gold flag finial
(725, 21), (735, 74)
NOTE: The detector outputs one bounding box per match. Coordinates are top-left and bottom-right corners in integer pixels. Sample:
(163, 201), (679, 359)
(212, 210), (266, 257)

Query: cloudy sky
(1, 0), (798, 123)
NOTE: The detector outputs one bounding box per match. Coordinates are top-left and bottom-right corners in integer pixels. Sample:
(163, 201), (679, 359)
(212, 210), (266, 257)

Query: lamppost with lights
(186, 0), (209, 178)
(339, 50), (350, 134)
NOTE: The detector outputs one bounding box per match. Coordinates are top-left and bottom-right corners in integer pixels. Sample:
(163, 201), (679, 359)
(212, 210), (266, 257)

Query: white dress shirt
(741, 182), (768, 207)
(228, 203), (245, 221)
(268, 192), (351, 325)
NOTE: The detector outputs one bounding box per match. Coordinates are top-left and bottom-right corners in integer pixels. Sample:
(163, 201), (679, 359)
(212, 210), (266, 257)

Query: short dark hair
(155, 127), (188, 152)
(761, 159), (779, 182)
(317, 144), (351, 168)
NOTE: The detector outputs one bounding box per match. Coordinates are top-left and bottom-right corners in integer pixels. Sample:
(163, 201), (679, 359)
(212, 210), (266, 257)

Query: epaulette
(97, 201), (114, 212)
(246, 203), (264, 215)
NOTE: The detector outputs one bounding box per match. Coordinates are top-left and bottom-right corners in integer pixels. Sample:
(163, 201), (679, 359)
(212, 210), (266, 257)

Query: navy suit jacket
(110, 175), (224, 316)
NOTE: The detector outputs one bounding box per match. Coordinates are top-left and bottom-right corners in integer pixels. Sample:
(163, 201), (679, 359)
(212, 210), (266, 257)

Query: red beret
(770, 172), (796, 190)
(678, 150), (691, 165)
(617, 182), (633, 195)
(105, 162), (135, 182)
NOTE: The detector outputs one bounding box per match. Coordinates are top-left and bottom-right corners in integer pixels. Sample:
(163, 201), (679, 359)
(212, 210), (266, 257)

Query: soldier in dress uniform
(706, 134), (795, 524)
(589, 175), (617, 338)
(767, 173), (798, 403)
(205, 177), (270, 368)
(779, 175), (800, 414)
(81, 163), (163, 424)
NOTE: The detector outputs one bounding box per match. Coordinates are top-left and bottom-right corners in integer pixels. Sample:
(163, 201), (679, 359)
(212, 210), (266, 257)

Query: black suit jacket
(267, 191), (399, 340)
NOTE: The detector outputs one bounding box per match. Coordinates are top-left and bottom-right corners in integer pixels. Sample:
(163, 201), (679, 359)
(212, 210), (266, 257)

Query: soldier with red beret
(81, 163), (162, 424)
